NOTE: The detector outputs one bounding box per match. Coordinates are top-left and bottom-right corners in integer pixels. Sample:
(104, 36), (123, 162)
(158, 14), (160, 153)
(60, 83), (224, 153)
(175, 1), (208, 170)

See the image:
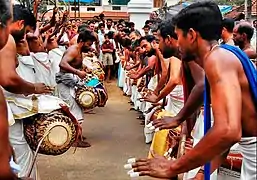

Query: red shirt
(101, 40), (114, 53)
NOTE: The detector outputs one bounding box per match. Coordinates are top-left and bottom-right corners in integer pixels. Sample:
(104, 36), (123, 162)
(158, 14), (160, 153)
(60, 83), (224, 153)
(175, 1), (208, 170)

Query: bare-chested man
(132, 1), (257, 179)
(142, 20), (183, 107)
(129, 35), (159, 81)
(0, 1), (18, 179)
(56, 29), (96, 147)
(0, 4), (51, 180)
(233, 21), (257, 66)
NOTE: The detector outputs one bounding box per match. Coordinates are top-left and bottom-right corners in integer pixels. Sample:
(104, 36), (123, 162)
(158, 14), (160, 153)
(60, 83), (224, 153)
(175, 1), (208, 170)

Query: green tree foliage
(215, 0), (245, 5)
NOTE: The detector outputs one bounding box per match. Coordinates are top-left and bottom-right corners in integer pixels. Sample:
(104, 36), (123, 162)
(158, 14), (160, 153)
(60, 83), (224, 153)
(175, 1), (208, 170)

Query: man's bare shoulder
(63, 45), (79, 58)
(244, 47), (257, 59)
(0, 35), (16, 52)
(204, 48), (240, 82)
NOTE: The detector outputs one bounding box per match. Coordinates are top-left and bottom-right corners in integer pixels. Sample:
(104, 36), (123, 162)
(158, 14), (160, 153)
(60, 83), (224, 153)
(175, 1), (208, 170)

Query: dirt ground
(37, 81), (154, 180)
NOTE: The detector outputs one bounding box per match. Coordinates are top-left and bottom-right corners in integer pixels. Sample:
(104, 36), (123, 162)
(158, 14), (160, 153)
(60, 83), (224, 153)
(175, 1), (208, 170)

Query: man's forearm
(156, 82), (178, 102)
(60, 63), (79, 75)
(175, 83), (204, 122)
(1, 74), (35, 94)
(170, 127), (238, 175)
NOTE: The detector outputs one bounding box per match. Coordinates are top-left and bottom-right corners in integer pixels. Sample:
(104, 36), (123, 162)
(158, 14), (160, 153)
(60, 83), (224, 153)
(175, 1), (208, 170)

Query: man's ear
(17, 20), (25, 29)
(188, 28), (197, 43)
(242, 33), (247, 40)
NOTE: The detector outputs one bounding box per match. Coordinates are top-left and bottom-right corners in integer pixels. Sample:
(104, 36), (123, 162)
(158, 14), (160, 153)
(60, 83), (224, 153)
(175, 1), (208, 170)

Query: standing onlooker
(141, 24), (151, 36)
(106, 19), (115, 33)
(102, 34), (114, 82)
(220, 18), (235, 45)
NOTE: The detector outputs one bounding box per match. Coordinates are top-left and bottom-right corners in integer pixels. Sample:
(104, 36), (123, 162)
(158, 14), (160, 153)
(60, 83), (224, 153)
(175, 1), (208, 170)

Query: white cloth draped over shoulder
(48, 48), (64, 75)
(30, 52), (56, 88)
(5, 55), (68, 120)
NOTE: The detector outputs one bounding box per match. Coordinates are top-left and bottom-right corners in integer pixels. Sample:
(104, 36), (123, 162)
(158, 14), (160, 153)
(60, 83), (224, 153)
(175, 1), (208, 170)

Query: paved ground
(37, 81), (154, 180)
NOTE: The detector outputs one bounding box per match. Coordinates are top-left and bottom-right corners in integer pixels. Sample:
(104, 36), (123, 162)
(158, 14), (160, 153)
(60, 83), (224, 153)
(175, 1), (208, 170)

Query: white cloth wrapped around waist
(238, 137), (257, 180)
(147, 75), (158, 91)
(184, 108), (217, 180)
(5, 93), (68, 120)
(165, 85), (184, 115)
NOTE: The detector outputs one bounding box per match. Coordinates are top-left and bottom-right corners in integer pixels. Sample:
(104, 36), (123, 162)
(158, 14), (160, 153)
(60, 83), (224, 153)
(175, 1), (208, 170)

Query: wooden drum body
(75, 86), (98, 110)
(23, 110), (76, 155)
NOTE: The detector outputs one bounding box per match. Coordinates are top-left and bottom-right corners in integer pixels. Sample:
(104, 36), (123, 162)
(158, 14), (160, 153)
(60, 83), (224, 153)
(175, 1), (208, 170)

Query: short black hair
(78, 24), (89, 33)
(222, 18), (235, 33)
(139, 35), (156, 44)
(117, 23), (123, 27)
(128, 22), (135, 27)
(107, 19), (113, 22)
(143, 24), (150, 29)
(122, 28), (131, 35)
(88, 20), (95, 25)
(173, 1), (222, 41)
(99, 13), (105, 18)
(0, 0), (12, 27)
(238, 24), (254, 41)
(121, 38), (131, 48)
(118, 19), (125, 24)
(158, 19), (177, 40)
(13, 5), (36, 30)
(145, 20), (153, 25)
(77, 29), (97, 43)
(107, 31), (115, 39)
(98, 23), (105, 28)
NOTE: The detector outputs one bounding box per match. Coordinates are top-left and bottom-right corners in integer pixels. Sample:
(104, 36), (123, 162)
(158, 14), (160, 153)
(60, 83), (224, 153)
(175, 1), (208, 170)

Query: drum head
(79, 91), (96, 108)
(48, 125), (69, 146)
(23, 111), (76, 156)
(76, 86), (98, 109)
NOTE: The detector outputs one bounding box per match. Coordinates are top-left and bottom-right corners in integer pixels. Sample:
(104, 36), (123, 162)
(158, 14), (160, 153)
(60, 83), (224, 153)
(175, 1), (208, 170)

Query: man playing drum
(56, 29), (97, 148)
(131, 1), (257, 179)
(0, 0), (18, 179)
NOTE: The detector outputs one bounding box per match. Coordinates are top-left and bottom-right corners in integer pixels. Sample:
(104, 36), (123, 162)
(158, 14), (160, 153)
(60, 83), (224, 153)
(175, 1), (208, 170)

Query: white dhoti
(56, 72), (84, 122)
(130, 85), (137, 104)
(123, 71), (132, 96)
(143, 75), (159, 143)
(165, 85), (184, 115)
(183, 109), (217, 180)
(144, 106), (159, 144)
(9, 120), (39, 179)
(239, 137), (257, 180)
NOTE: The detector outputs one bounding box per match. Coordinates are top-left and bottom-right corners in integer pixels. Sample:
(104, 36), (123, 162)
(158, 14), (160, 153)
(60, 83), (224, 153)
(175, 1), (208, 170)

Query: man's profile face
(175, 27), (194, 61)
(233, 25), (244, 46)
(82, 40), (93, 52)
(140, 39), (152, 55)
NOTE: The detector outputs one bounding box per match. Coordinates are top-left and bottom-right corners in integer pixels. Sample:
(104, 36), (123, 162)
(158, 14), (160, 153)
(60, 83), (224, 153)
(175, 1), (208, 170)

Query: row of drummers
(116, 38), (242, 179)
(6, 49), (108, 176)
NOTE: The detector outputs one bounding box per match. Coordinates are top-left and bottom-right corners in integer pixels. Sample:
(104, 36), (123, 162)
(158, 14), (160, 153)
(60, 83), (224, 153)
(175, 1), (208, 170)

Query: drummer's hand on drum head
(34, 83), (53, 94)
(76, 70), (87, 79)
(152, 116), (181, 130)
